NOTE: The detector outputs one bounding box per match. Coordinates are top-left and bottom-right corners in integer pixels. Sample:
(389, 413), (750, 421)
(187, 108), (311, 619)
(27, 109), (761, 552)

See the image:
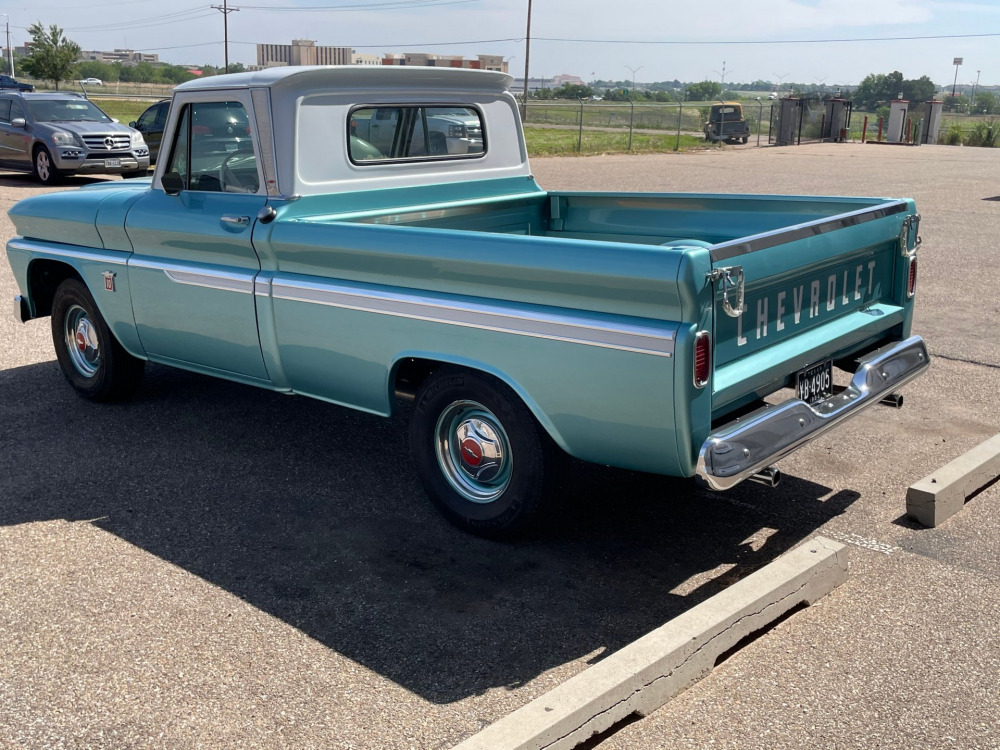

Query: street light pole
(951, 57), (963, 107)
(625, 64), (644, 91)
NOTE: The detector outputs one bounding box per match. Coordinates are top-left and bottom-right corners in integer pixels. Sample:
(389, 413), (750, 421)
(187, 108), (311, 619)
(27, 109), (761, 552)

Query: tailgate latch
(707, 265), (745, 319)
(900, 214), (921, 257)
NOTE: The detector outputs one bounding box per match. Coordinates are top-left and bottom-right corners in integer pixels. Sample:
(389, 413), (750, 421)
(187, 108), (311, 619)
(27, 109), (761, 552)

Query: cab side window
(164, 100), (258, 193)
(0, 100), (11, 124)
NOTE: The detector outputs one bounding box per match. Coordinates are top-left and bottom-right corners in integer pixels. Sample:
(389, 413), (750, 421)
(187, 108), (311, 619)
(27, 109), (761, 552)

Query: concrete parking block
(906, 433), (1000, 527)
(451, 537), (848, 750)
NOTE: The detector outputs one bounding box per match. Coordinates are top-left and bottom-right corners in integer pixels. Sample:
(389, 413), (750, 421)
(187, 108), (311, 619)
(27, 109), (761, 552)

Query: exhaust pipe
(748, 466), (781, 488)
(880, 393), (904, 408)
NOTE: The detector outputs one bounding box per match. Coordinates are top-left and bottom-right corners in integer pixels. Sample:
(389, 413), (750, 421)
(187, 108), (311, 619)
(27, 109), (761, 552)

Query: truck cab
(704, 102), (750, 144)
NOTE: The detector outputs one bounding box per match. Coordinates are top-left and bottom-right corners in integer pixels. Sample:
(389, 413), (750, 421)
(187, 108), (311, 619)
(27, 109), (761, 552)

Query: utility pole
(211, 0), (240, 73)
(2, 14), (13, 77)
(972, 69), (981, 111)
(521, 0), (532, 120)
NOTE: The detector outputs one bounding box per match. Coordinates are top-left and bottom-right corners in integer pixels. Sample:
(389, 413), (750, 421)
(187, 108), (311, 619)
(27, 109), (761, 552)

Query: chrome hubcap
(64, 304), (100, 377)
(435, 400), (512, 503)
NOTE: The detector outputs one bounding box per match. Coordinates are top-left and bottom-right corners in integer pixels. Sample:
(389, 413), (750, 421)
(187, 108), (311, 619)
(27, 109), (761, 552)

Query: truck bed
(307, 189), (915, 417)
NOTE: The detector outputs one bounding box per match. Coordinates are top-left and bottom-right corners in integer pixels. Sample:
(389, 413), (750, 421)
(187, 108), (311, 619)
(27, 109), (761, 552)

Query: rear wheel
(409, 368), (552, 537)
(742, 136), (749, 144)
(51, 278), (145, 401)
(33, 146), (62, 185)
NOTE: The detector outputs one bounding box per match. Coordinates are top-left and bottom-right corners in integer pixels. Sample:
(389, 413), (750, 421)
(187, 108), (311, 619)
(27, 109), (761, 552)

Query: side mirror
(128, 121), (137, 128)
(161, 171), (184, 196)
(10, 118), (25, 129)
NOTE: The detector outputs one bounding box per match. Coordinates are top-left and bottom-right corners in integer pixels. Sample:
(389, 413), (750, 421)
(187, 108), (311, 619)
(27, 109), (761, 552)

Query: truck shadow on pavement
(0, 360), (860, 704)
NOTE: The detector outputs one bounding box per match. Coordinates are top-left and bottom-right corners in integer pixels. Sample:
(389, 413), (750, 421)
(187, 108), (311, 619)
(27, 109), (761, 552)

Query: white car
(767, 92), (778, 100)
(78, 78), (103, 86)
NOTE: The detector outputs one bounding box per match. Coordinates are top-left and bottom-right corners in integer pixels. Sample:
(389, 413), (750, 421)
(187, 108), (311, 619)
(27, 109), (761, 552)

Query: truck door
(125, 96), (270, 382)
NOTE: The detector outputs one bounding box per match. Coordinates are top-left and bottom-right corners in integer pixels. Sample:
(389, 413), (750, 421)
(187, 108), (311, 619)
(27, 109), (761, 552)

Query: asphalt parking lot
(2, 143), (999, 749)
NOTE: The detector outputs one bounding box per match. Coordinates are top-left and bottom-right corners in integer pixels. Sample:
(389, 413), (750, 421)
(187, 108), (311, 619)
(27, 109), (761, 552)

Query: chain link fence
(521, 100), (774, 152)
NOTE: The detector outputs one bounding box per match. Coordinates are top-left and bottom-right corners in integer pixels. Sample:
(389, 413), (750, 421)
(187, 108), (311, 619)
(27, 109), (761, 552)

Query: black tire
(742, 136), (749, 144)
(33, 145), (63, 185)
(51, 278), (145, 401)
(409, 368), (552, 537)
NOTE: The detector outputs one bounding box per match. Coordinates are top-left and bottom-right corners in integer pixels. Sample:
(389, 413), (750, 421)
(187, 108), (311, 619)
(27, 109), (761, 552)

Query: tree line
(11, 22), (246, 89)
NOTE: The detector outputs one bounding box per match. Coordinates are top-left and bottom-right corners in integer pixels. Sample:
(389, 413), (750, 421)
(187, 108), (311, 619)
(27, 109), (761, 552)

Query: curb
(906, 433), (1000, 527)
(451, 536), (848, 750)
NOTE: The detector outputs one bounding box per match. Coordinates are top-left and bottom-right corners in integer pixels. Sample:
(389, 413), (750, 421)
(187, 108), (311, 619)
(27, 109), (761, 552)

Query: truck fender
(389, 352), (571, 455)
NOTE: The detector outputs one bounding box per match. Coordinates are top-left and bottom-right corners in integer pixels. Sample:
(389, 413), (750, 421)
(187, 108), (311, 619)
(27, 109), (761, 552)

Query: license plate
(105, 158), (121, 168)
(796, 360), (833, 405)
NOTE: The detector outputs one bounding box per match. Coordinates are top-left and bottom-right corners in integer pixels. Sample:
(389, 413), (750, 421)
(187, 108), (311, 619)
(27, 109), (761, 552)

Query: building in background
(257, 39), (352, 67)
(377, 53), (508, 72)
(255, 41), (510, 73)
(351, 53), (382, 66)
(79, 48), (159, 65)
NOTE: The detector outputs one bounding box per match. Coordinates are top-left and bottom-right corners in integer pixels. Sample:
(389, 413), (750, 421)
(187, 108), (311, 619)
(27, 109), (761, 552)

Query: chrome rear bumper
(696, 335), (929, 490)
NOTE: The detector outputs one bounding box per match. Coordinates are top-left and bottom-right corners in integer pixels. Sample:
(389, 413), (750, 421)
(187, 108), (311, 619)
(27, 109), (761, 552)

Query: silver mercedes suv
(0, 92), (150, 184)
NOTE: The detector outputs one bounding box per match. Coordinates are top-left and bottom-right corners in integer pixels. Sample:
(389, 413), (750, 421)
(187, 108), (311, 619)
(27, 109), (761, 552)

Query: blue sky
(10, 0), (1000, 89)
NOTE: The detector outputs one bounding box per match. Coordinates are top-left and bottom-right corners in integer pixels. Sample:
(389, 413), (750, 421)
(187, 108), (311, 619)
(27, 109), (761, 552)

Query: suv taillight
(907, 256), (918, 298)
(694, 331), (711, 388)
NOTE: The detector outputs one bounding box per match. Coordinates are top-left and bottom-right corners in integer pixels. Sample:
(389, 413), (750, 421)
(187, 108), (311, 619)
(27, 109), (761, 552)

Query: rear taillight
(694, 330), (711, 388)
(907, 256), (918, 298)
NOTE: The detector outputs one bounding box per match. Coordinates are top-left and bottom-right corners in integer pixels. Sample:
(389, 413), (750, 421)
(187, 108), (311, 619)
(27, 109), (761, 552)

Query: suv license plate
(796, 360), (833, 405)
(105, 158), (121, 168)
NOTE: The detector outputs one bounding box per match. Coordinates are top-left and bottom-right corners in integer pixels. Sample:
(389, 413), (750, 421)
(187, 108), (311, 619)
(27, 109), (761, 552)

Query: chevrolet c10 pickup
(6, 66), (929, 536)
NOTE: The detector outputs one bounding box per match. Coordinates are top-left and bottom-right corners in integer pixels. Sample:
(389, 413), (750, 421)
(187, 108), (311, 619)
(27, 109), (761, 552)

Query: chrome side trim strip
(696, 335), (929, 490)
(129, 258), (255, 295)
(272, 279), (675, 357)
(7, 238), (128, 266)
(254, 278), (271, 297)
(710, 201), (910, 262)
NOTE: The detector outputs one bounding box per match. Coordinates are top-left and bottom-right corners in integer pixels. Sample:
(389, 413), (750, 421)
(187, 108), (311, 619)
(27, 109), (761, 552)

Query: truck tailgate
(709, 197), (917, 414)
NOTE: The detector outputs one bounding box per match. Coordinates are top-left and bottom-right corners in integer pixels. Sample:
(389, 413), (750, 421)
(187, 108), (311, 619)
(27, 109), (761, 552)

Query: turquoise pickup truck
(7, 66), (928, 536)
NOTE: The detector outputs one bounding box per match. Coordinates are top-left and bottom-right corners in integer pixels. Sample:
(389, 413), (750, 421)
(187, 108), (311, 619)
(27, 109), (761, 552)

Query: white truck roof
(175, 65), (514, 94)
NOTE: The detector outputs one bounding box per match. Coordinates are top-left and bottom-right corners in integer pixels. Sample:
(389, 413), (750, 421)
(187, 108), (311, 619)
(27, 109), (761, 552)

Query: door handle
(221, 215), (250, 227)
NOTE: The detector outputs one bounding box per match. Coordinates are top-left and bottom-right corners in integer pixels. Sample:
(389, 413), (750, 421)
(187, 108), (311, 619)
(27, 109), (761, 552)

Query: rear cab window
(348, 105), (485, 164)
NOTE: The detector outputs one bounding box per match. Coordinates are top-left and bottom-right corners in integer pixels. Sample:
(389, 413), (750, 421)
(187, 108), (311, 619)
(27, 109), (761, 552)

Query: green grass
(90, 98), (153, 125)
(524, 127), (719, 156)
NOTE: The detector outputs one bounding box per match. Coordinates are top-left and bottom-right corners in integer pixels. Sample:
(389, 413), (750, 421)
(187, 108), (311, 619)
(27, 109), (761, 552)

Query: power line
(237, 0), (477, 10)
(533, 31), (1000, 45)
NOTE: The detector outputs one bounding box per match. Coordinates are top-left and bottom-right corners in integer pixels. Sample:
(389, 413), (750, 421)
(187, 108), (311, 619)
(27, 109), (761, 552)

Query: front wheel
(409, 368), (552, 537)
(51, 278), (145, 401)
(34, 146), (62, 185)
(742, 136), (749, 144)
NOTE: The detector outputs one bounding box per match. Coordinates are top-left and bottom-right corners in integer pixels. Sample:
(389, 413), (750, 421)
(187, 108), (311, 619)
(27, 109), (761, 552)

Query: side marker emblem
(102, 271), (116, 292)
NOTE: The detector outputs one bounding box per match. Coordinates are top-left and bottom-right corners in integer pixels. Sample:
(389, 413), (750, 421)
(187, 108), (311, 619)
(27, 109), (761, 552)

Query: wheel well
(392, 357), (444, 401)
(27, 260), (84, 318)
